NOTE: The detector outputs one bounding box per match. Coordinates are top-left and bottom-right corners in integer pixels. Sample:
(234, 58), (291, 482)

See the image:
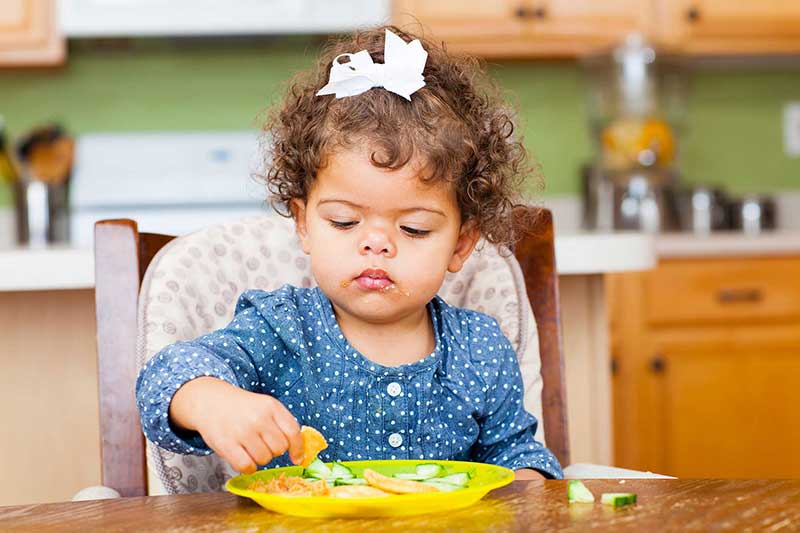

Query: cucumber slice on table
(334, 477), (368, 486)
(330, 462), (355, 479)
(567, 480), (595, 503)
(601, 493), (637, 508)
(304, 458), (333, 479)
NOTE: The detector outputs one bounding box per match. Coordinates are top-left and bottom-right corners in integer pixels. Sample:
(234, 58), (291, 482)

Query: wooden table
(2, 479), (798, 532)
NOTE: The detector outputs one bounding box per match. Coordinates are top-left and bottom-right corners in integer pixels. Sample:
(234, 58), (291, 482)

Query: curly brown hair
(260, 25), (538, 247)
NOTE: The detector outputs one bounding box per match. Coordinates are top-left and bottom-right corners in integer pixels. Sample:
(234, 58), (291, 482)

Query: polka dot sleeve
(135, 293), (276, 455)
(471, 323), (564, 479)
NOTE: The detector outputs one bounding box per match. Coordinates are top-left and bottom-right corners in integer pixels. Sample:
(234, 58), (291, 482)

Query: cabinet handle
(649, 354), (666, 374)
(611, 357), (619, 375)
(514, 5), (547, 19)
(716, 288), (763, 304)
(686, 6), (700, 22)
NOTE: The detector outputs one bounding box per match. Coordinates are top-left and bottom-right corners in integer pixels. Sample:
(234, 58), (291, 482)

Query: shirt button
(387, 382), (402, 397)
(388, 433), (403, 448)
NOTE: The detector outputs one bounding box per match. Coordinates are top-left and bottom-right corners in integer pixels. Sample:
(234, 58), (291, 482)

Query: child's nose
(359, 230), (395, 257)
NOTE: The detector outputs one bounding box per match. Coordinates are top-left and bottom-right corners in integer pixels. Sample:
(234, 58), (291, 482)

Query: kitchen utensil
(729, 195), (776, 235)
(13, 125), (74, 245)
(674, 186), (729, 235)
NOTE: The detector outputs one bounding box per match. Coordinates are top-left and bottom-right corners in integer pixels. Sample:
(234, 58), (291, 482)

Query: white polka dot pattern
(135, 215), (551, 494)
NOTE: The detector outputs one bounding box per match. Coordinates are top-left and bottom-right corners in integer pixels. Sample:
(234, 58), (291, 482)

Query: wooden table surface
(2, 479), (799, 532)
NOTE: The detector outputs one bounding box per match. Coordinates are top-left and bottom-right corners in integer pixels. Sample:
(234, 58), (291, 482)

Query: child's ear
(290, 199), (312, 255)
(447, 220), (480, 273)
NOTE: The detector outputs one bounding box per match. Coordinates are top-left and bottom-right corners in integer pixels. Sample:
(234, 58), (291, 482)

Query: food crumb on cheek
(382, 284), (411, 297)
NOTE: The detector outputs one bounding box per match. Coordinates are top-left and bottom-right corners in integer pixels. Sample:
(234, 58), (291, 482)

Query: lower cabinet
(608, 256), (800, 478)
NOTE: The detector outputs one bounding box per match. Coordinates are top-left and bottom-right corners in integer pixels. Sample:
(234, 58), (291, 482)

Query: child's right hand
(169, 377), (304, 474)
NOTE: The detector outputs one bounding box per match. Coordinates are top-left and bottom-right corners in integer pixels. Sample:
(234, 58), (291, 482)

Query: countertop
(656, 230), (800, 258)
(0, 232), (656, 292)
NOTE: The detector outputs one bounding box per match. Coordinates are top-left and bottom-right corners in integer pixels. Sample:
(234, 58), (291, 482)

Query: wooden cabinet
(393, 0), (800, 57)
(0, 0), (65, 67)
(657, 0), (800, 54)
(393, 0), (656, 58)
(608, 257), (800, 478)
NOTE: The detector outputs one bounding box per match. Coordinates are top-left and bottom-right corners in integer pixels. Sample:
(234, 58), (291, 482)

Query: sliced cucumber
(334, 477), (368, 486)
(415, 463), (444, 479)
(392, 463), (446, 481)
(601, 492), (637, 508)
(422, 480), (462, 492)
(330, 462), (355, 479)
(567, 480), (595, 503)
(393, 472), (429, 481)
(304, 458), (333, 479)
(435, 473), (470, 486)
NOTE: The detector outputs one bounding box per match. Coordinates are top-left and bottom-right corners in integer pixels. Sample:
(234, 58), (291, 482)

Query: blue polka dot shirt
(136, 285), (563, 479)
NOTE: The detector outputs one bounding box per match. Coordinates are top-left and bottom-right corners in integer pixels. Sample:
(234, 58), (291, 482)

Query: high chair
(91, 208), (572, 497)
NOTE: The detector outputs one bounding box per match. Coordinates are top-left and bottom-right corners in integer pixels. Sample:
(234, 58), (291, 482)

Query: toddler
(136, 26), (563, 480)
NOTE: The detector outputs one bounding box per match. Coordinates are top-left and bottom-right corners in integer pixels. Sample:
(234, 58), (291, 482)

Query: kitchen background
(2, 38), (800, 200)
(2, 0), (800, 507)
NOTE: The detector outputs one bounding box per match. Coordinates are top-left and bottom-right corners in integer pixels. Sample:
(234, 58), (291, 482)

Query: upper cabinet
(393, 0), (656, 58)
(657, 0), (800, 54)
(0, 0), (65, 67)
(393, 0), (800, 57)
(58, 0), (390, 37)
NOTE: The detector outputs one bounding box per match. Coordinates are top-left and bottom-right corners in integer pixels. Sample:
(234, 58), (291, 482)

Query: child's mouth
(353, 268), (394, 291)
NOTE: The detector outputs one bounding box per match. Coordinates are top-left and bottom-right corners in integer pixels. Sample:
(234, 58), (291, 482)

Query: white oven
(69, 131), (272, 247)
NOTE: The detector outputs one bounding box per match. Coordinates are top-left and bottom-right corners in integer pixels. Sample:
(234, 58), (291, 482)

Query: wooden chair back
(93, 208), (568, 496)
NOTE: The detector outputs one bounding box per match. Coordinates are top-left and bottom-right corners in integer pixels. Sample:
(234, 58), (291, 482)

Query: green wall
(1, 37), (799, 207)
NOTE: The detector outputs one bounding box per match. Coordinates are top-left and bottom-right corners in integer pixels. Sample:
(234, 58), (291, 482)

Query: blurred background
(2, 0), (800, 506)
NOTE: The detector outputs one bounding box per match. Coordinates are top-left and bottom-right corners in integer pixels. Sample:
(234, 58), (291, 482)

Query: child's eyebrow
(317, 198), (446, 217)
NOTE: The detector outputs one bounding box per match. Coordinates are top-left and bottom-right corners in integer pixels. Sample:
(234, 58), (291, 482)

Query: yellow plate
(226, 459), (514, 518)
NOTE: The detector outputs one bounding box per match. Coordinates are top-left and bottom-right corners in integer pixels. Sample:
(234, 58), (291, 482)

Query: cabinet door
(393, 0), (532, 57)
(530, 0), (655, 47)
(650, 339), (800, 478)
(393, 0), (655, 57)
(0, 0), (65, 67)
(659, 0), (800, 54)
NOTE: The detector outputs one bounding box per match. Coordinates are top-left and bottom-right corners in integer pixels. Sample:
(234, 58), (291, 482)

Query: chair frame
(93, 208), (568, 497)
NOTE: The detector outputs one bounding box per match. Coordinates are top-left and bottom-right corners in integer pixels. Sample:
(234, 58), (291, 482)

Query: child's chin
(348, 298), (419, 323)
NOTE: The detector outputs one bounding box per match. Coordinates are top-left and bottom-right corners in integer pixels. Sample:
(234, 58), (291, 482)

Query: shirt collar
(313, 286), (444, 376)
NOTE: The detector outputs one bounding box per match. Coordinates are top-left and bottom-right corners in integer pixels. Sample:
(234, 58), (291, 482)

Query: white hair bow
(316, 29), (428, 101)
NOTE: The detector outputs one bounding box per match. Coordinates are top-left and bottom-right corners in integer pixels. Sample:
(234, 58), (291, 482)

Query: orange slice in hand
(300, 425), (328, 467)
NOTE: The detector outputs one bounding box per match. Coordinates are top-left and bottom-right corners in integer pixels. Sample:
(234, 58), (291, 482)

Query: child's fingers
(241, 432), (274, 467)
(261, 422), (290, 458)
(224, 444), (258, 474)
(273, 406), (303, 464)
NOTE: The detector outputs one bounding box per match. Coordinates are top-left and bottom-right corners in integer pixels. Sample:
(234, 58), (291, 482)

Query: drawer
(645, 257), (800, 325)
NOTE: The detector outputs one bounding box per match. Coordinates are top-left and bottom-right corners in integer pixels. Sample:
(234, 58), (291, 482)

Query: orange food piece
(300, 425), (328, 467)
(249, 474), (330, 497)
(363, 468), (439, 494)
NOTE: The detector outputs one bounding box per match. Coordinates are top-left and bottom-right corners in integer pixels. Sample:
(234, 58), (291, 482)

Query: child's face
(291, 146), (480, 325)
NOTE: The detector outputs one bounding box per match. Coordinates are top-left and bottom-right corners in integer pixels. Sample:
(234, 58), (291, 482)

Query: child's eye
(328, 220), (358, 230)
(400, 226), (431, 238)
